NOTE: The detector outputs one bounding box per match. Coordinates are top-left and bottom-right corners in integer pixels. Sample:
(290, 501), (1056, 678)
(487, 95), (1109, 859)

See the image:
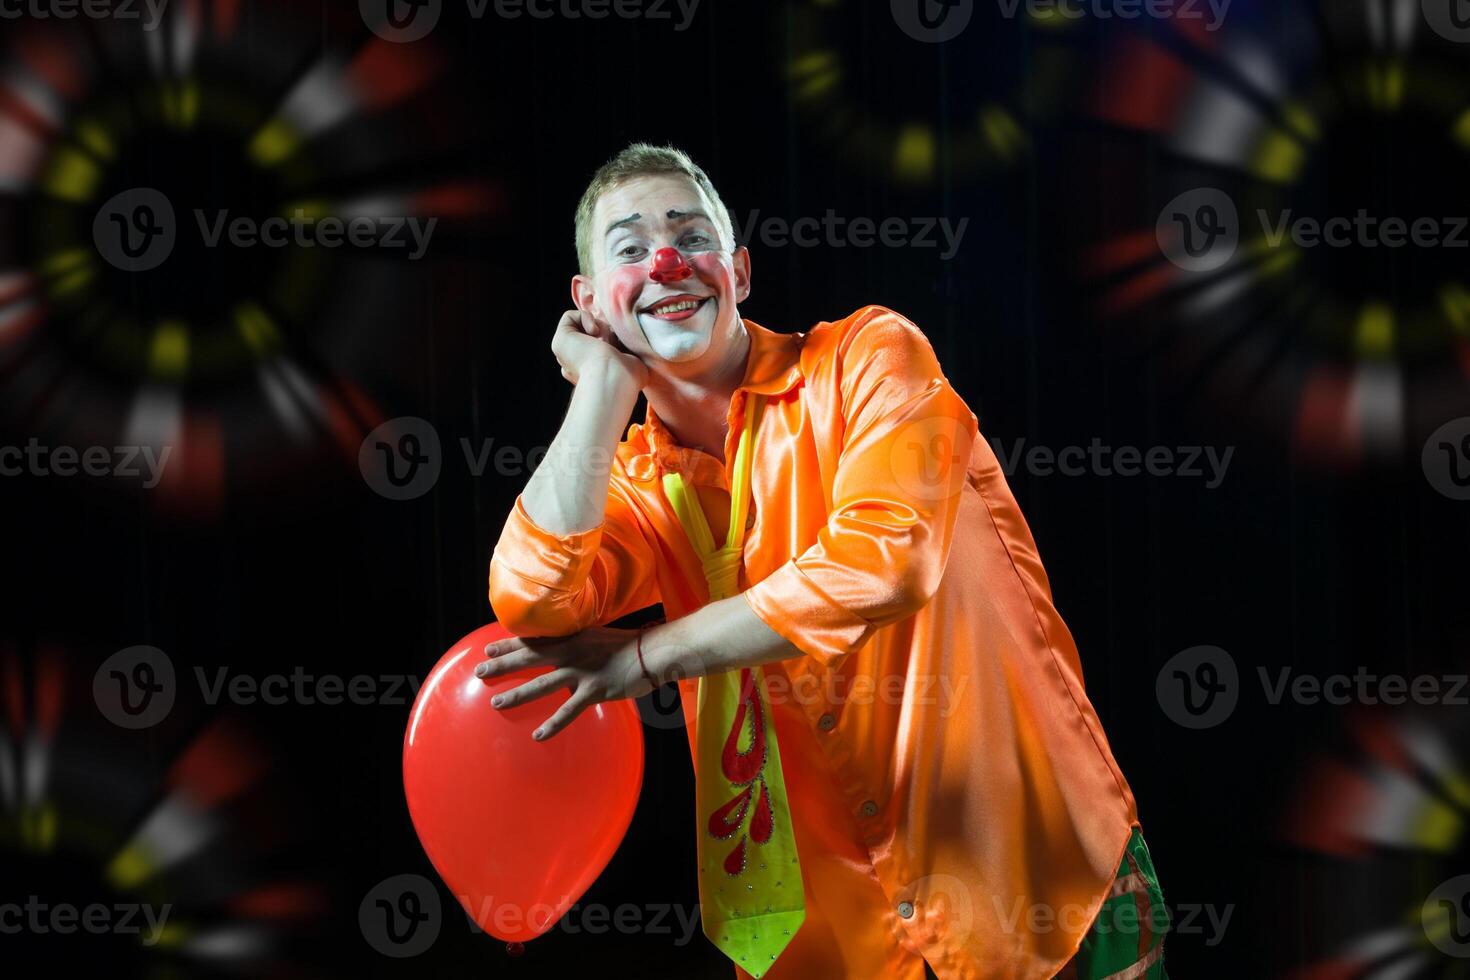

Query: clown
(480, 143), (1168, 980)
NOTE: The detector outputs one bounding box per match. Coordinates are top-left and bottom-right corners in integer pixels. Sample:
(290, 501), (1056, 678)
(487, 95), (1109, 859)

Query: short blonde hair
(574, 143), (736, 277)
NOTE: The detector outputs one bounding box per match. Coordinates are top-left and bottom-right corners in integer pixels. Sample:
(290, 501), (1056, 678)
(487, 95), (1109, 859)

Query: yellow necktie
(660, 393), (804, 978)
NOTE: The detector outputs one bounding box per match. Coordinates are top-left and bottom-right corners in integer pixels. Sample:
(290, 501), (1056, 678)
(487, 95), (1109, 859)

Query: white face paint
(577, 174), (750, 369)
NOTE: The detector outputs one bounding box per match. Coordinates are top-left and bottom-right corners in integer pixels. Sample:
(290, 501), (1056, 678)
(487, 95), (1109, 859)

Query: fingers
(533, 691), (593, 741)
(476, 645), (548, 680)
(489, 668), (572, 711)
(483, 636), (526, 659)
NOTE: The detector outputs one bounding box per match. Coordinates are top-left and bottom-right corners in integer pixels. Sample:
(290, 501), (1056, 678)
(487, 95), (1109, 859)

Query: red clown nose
(649, 247), (693, 283)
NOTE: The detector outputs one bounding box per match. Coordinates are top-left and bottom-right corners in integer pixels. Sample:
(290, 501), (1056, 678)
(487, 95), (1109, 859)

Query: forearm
(519, 363), (641, 535)
(640, 594), (802, 683)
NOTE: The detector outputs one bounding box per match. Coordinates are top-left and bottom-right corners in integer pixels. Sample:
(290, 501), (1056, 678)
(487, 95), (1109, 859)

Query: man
(481, 143), (1167, 979)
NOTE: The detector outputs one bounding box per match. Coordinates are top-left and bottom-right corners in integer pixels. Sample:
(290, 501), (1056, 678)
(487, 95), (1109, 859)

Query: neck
(644, 321), (752, 459)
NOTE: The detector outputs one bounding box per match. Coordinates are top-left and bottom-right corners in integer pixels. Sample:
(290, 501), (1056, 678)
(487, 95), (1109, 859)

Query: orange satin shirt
(489, 306), (1141, 980)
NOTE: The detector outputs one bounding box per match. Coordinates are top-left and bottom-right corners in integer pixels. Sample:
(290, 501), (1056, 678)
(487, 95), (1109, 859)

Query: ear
(570, 274), (612, 340)
(731, 245), (752, 303)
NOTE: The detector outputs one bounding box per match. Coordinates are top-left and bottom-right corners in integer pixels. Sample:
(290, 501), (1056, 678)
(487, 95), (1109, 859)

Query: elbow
(893, 564), (940, 617)
(881, 556), (944, 623)
(487, 557), (586, 638)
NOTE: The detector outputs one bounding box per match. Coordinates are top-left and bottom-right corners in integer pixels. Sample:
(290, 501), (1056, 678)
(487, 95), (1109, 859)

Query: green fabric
(1070, 828), (1170, 979)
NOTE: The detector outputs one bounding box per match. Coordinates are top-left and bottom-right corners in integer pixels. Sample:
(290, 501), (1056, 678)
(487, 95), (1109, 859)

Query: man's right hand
(552, 310), (649, 391)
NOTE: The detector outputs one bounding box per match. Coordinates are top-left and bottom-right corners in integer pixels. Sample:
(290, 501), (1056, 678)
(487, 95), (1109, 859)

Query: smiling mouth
(640, 296), (712, 321)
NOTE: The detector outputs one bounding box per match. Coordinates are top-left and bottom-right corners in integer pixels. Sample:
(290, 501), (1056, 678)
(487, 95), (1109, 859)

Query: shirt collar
(737, 317), (806, 396)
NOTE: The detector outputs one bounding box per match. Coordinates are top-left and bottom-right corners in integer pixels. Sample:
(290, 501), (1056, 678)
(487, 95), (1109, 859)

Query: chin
(646, 334), (713, 363)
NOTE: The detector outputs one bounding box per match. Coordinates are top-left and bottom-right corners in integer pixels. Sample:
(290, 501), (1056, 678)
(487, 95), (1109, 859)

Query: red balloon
(402, 623), (644, 943)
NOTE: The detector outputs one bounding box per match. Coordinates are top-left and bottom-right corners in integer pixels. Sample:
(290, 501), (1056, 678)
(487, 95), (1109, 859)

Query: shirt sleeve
(488, 473), (661, 637)
(743, 309), (978, 667)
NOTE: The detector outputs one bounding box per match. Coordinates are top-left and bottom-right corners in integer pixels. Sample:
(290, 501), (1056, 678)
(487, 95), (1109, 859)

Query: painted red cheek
(604, 266), (643, 309)
(649, 246), (693, 283)
(687, 252), (725, 277)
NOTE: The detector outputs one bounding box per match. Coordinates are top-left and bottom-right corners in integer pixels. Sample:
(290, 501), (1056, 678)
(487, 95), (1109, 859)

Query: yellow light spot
(283, 199), (329, 221)
(234, 303), (281, 354)
(147, 923), (193, 949)
(40, 249), (90, 278)
(1280, 102), (1319, 142)
(1367, 61), (1404, 112)
(20, 804), (57, 851)
(106, 843), (154, 889)
(1028, 4), (1070, 26)
(50, 267), (95, 299)
(1440, 283), (1470, 334)
(149, 321), (190, 380)
(161, 80), (201, 129)
(979, 105), (1026, 163)
(1254, 245), (1300, 277)
(1445, 773), (1470, 810)
(1410, 798), (1462, 852)
(74, 119), (116, 160)
(40, 146), (102, 203)
(893, 125), (935, 185)
(1354, 303), (1395, 358)
(1453, 110), (1470, 151)
(1251, 129), (1305, 184)
(787, 50), (840, 103)
(249, 119), (301, 168)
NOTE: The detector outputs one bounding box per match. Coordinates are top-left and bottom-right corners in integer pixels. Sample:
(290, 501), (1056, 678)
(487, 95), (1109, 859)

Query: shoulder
(799, 304), (943, 384)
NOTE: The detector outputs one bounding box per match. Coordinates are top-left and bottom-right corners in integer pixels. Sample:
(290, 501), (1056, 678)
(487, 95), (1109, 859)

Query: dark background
(3, 0), (1470, 977)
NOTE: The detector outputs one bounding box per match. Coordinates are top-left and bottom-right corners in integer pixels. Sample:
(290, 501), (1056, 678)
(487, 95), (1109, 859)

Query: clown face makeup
(573, 174), (751, 368)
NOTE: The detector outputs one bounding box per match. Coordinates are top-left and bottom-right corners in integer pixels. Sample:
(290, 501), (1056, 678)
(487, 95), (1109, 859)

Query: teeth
(648, 299), (703, 315)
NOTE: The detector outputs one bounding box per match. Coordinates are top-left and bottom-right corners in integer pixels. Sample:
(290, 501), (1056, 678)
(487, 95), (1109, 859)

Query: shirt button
(897, 901), (915, 919)
(860, 800), (878, 818)
(817, 713), (836, 731)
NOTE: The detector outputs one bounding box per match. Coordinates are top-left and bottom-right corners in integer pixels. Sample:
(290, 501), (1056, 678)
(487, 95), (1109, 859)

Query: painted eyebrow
(604, 208), (714, 238)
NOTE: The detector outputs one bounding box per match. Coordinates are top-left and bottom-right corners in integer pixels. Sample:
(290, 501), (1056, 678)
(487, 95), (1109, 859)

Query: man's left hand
(475, 627), (654, 740)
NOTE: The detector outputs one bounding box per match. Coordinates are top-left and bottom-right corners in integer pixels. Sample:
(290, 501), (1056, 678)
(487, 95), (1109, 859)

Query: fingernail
(475, 664), (488, 678)
(532, 729), (543, 740)
(491, 695), (504, 707)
